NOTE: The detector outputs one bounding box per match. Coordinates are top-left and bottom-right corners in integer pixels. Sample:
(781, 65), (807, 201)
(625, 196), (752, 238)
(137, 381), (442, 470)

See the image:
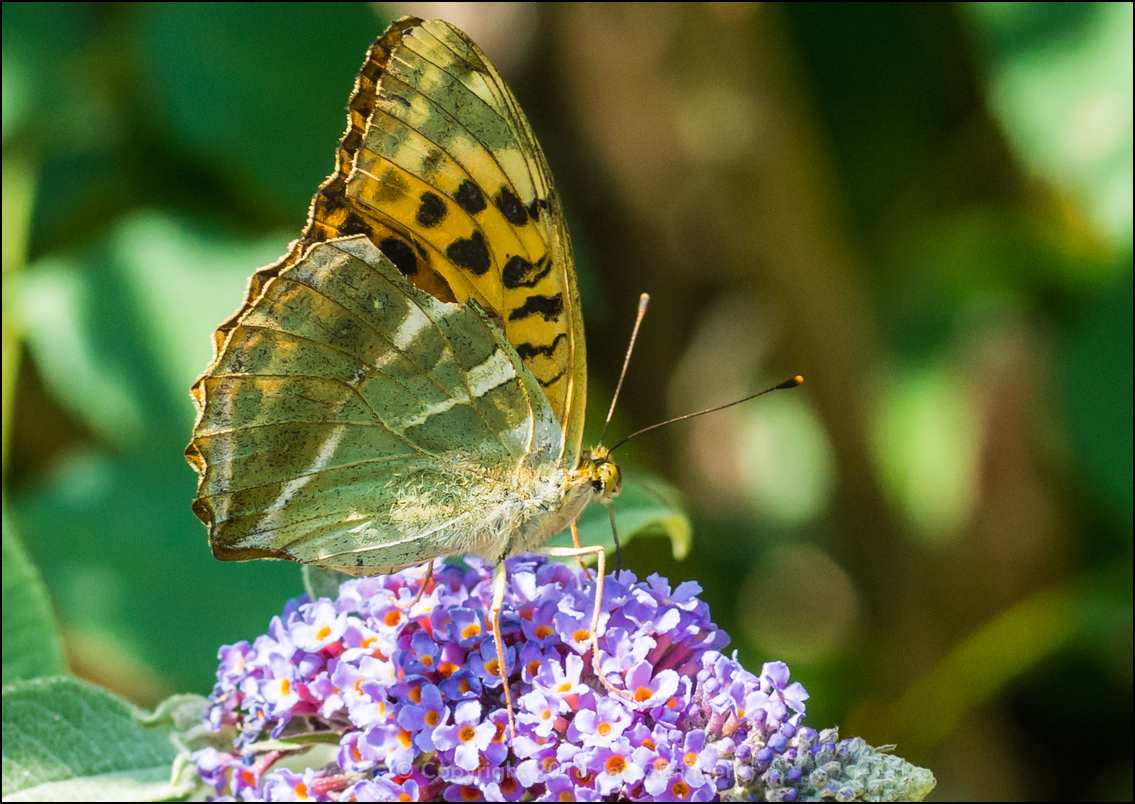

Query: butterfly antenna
(609, 375), (804, 453)
(598, 293), (650, 448)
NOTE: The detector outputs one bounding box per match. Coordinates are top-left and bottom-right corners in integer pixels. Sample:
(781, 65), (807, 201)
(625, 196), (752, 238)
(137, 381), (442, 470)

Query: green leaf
(547, 472), (691, 563)
(2, 514), (66, 684)
(134, 692), (211, 737)
(303, 566), (354, 602)
(1, 677), (197, 801)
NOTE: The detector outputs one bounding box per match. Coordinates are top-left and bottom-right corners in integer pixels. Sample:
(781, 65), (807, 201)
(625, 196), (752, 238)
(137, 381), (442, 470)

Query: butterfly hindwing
(189, 236), (564, 573)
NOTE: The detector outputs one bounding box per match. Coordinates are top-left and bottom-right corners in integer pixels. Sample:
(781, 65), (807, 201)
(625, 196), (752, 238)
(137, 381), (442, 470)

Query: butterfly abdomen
(493, 466), (596, 561)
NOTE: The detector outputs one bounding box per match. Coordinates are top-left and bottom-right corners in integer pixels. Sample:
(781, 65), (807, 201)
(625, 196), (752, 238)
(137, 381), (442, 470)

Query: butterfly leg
(570, 521), (594, 582)
(489, 562), (517, 741)
(608, 503), (623, 573)
(540, 545), (632, 703)
(394, 559), (435, 611)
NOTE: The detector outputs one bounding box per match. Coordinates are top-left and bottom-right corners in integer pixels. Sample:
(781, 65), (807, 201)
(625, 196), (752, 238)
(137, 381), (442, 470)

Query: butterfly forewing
(295, 18), (583, 452)
(362, 20), (585, 458)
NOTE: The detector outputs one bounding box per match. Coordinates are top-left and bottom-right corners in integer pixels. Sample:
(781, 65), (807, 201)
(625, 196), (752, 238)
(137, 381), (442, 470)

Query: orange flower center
(570, 767), (594, 785)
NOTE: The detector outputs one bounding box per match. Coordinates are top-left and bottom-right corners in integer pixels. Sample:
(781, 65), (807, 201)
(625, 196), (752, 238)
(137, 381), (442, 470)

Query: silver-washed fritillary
(186, 16), (621, 737)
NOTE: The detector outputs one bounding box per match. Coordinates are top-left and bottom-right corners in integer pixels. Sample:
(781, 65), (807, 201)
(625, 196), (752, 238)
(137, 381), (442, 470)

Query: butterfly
(186, 16), (622, 735)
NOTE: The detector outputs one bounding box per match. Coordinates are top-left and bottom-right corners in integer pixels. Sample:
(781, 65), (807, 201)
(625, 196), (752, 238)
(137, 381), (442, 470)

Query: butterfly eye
(593, 459), (622, 501)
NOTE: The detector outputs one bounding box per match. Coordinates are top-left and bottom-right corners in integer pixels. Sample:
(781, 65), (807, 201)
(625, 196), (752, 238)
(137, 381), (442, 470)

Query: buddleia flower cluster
(193, 555), (934, 801)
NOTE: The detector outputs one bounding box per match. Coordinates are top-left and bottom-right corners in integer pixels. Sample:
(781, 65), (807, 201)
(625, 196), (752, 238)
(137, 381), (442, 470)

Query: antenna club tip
(638, 293), (650, 309)
(779, 375), (804, 389)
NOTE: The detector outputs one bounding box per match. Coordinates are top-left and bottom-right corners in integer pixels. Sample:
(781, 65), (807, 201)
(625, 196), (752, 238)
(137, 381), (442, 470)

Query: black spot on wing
(422, 148), (444, 175)
(515, 333), (567, 360)
(502, 255), (551, 289)
(455, 180), (487, 215)
(338, 212), (374, 238)
(416, 192), (447, 227)
(446, 231), (491, 275)
(528, 197), (549, 223)
(508, 294), (564, 322)
(533, 367), (567, 388)
(380, 238), (418, 276)
(495, 187), (529, 226)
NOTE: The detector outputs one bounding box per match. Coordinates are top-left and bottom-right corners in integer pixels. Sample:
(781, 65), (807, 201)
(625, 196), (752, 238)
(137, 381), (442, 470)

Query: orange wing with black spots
(213, 16), (587, 465)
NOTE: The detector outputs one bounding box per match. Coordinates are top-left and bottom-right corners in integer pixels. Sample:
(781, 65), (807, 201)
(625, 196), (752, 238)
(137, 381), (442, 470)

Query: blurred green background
(3, 3), (1130, 800)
